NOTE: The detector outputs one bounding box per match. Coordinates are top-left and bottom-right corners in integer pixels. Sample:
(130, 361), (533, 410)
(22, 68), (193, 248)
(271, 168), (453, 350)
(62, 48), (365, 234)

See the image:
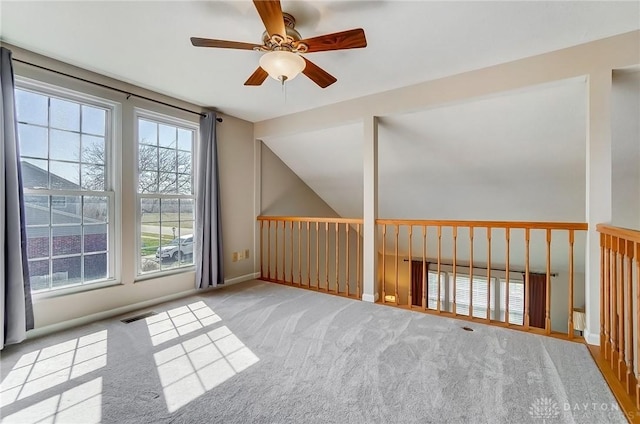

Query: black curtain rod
(13, 58), (222, 122)
(402, 258), (558, 277)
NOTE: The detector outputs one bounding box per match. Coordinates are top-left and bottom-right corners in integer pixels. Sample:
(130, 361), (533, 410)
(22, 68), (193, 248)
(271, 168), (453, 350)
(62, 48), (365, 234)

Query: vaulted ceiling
(1, 1), (638, 122)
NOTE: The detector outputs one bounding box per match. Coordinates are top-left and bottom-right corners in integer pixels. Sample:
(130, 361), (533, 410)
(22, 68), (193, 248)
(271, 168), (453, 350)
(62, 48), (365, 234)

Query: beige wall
(7, 43), (258, 331)
(260, 142), (338, 217)
(218, 114), (255, 279)
(612, 70), (640, 230)
(259, 142), (362, 293)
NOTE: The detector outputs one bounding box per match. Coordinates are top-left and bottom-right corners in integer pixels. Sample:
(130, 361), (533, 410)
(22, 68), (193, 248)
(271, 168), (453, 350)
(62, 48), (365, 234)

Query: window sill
(31, 279), (122, 301)
(135, 266), (196, 283)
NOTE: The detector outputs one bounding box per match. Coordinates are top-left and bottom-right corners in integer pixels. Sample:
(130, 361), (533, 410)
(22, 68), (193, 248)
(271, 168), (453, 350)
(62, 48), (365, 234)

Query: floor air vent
(462, 326), (474, 332)
(121, 311), (157, 323)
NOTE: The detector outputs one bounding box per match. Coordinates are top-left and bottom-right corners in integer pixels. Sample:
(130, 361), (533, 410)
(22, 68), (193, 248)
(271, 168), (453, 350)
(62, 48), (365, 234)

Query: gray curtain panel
(1, 47), (34, 350)
(195, 111), (224, 289)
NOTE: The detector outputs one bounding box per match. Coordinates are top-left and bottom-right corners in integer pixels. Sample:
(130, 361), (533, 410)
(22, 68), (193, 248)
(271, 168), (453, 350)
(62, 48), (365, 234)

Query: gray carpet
(0, 280), (626, 423)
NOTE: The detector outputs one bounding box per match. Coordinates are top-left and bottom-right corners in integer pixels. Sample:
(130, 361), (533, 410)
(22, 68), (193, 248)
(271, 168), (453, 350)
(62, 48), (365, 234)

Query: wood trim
(588, 344), (638, 423)
(568, 229), (574, 339)
(258, 216), (363, 224)
(597, 224), (640, 243)
(377, 218), (587, 230)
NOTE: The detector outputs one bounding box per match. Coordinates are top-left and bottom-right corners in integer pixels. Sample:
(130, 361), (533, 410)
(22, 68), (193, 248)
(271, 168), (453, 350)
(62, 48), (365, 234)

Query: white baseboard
(27, 271), (260, 340)
(362, 292), (379, 303)
(224, 272), (260, 286)
(584, 329), (600, 346)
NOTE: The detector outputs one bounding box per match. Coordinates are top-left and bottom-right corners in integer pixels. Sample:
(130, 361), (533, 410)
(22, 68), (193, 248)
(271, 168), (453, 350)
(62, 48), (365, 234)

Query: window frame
(16, 76), (121, 296)
(133, 108), (198, 279)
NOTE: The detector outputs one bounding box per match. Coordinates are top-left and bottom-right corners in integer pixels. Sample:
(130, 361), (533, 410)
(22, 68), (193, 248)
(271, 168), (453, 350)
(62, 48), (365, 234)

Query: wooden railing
(597, 224), (640, 408)
(257, 216), (363, 299)
(377, 219), (588, 338)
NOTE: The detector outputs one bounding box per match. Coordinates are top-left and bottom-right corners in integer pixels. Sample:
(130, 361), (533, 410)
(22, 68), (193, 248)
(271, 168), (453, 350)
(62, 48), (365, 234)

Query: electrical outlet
(245, 249), (250, 259)
(238, 251), (244, 260)
(232, 252), (238, 262)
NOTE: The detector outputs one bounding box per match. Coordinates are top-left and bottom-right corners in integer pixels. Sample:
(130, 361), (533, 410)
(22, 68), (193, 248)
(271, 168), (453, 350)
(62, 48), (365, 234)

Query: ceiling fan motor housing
(261, 13), (305, 52)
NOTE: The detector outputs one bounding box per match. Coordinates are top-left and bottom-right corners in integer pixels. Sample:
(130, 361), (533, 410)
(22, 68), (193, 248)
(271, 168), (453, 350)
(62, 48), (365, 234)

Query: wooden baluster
(635, 241), (640, 409)
(306, 221), (311, 287)
(524, 228), (530, 330)
(335, 223), (340, 294)
(452, 226), (457, 315)
(611, 236), (618, 370)
(470, 227), (474, 318)
(289, 221), (294, 284)
(394, 224), (399, 305)
(356, 224), (361, 299)
(617, 238), (625, 381)
(437, 226), (442, 313)
(346, 223), (350, 297)
(505, 228), (510, 325)
(487, 227), (492, 322)
(600, 233), (605, 348)
(275, 221), (279, 281)
(382, 224), (387, 303)
(625, 240), (634, 393)
(283, 221), (287, 283)
(298, 221), (302, 285)
(325, 222), (329, 291)
(316, 222), (320, 288)
(568, 230), (574, 338)
(408, 226), (413, 307)
(604, 234), (611, 360)
(422, 225), (427, 311)
(545, 229), (551, 335)
(268, 220), (272, 280)
(260, 220), (264, 279)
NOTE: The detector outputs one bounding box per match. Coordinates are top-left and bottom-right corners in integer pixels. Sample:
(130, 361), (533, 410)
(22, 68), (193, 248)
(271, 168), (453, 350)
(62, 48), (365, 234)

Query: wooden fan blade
(191, 37), (261, 50)
(244, 67), (269, 86)
(294, 28), (367, 53)
(253, 0), (287, 39)
(302, 58), (337, 89)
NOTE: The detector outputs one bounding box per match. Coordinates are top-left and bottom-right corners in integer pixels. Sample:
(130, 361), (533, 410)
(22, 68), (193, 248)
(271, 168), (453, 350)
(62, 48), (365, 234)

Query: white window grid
(16, 79), (117, 292)
(134, 108), (197, 277)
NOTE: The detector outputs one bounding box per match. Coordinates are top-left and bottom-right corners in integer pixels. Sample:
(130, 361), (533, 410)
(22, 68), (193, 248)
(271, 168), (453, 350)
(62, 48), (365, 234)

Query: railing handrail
(377, 218), (588, 230)
(597, 223), (640, 243)
(257, 216), (363, 224)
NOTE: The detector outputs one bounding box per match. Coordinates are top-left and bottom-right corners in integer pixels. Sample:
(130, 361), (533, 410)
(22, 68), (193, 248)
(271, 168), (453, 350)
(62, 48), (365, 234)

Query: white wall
(612, 70), (640, 230)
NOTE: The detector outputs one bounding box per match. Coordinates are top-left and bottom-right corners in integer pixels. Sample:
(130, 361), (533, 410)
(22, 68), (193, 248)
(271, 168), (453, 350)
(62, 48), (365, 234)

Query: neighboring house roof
(21, 161), (104, 226)
(21, 160), (79, 190)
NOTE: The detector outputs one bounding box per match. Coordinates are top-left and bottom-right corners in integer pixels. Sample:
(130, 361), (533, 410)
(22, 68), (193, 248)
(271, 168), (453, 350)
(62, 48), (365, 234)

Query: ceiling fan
(190, 0), (367, 88)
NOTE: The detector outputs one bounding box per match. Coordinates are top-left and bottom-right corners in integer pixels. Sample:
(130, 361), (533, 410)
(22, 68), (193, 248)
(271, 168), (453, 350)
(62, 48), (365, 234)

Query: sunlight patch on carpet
(154, 325), (259, 413)
(0, 330), (107, 408)
(145, 301), (221, 346)
(0, 377), (102, 424)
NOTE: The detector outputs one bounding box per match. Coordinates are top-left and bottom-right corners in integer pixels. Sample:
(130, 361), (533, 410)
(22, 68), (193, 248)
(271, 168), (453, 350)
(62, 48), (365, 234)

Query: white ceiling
(1, 1), (638, 122)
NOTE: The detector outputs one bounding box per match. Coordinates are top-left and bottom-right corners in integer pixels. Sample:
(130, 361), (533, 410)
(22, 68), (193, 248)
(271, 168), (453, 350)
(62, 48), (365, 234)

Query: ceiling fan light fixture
(259, 51), (305, 83)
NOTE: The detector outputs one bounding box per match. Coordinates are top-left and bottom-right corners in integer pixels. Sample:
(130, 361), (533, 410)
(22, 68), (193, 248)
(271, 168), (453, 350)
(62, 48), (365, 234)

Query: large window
(499, 278), (525, 325)
(136, 111), (196, 275)
(16, 84), (114, 292)
(449, 275), (494, 319)
(446, 273), (525, 323)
